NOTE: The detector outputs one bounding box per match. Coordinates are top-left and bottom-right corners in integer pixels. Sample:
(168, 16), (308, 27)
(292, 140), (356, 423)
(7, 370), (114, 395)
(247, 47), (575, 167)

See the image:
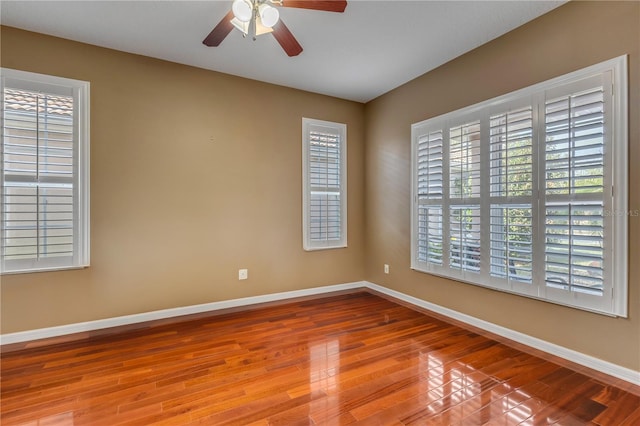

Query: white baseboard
(0, 281), (366, 346)
(2, 279), (638, 386)
(365, 282), (640, 387)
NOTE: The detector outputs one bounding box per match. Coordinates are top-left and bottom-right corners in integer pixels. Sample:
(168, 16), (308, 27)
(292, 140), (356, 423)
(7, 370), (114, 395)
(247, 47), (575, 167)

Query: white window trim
(1, 68), (90, 274)
(302, 118), (347, 251)
(411, 55), (628, 317)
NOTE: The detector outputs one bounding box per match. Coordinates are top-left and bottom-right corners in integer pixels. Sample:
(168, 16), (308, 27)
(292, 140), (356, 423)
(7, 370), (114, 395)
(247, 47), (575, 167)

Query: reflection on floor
(1, 292), (639, 425)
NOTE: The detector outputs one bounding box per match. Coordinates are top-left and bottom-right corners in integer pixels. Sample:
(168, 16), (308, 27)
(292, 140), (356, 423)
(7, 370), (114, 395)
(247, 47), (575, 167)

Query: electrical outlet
(238, 269), (248, 280)
(384, 264), (390, 274)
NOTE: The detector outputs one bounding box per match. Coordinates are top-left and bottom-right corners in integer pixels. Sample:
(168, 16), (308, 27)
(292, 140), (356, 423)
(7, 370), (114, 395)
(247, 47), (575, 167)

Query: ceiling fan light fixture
(258, 4), (279, 28)
(205, 0), (345, 55)
(255, 16), (274, 35)
(232, 0), (253, 22)
(230, 17), (249, 35)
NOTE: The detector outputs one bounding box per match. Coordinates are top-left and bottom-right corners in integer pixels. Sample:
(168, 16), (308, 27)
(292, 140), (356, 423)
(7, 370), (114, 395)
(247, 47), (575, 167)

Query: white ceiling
(1, 0), (566, 103)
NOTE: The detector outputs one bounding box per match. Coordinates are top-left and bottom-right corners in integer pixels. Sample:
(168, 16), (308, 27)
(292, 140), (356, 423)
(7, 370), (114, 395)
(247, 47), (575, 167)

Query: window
(1, 69), (90, 274)
(411, 56), (628, 316)
(302, 118), (347, 250)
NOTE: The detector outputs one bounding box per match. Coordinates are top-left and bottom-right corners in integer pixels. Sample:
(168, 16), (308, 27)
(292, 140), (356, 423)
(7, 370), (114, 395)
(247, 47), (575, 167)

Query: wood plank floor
(1, 292), (639, 425)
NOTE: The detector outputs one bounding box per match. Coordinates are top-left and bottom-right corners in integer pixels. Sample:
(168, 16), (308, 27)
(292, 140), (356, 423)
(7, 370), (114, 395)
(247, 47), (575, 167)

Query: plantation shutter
(542, 75), (610, 306)
(416, 130), (443, 265)
(411, 56), (626, 316)
(302, 118), (346, 250)
(448, 121), (481, 274)
(1, 69), (89, 273)
(489, 107), (534, 285)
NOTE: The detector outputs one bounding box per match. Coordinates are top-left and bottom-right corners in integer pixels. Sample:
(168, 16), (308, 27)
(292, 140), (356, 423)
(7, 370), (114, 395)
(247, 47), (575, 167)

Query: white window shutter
(489, 107), (534, 284)
(1, 69), (90, 274)
(411, 56), (627, 317)
(303, 118), (346, 251)
(542, 78), (608, 306)
(416, 130), (444, 265)
(448, 121), (481, 275)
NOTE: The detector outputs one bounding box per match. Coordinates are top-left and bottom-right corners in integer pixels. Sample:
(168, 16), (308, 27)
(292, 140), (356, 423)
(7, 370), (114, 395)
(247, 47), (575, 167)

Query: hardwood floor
(1, 292), (639, 425)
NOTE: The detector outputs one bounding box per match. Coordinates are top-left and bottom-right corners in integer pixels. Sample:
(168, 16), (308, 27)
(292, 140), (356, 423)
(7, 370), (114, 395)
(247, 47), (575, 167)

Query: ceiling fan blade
(202, 10), (235, 46)
(281, 0), (347, 13)
(272, 20), (303, 57)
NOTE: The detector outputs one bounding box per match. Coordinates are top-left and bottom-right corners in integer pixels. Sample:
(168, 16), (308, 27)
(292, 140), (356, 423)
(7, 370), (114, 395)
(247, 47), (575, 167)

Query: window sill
(1, 265), (90, 276)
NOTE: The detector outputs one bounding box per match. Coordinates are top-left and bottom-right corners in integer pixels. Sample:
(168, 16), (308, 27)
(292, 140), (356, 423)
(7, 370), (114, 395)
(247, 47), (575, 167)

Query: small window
(302, 118), (347, 250)
(411, 56), (628, 317)
(1, 68), (90, 274)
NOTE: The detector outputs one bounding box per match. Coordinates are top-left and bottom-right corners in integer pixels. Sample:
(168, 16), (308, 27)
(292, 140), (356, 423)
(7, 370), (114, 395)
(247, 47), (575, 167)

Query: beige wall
(0, 26), (366, 332)
(364, 1), (640, 371)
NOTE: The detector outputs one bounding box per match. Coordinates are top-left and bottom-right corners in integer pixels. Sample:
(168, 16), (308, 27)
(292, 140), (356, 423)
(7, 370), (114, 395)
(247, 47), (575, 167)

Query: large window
(302, 118), (347, 251)
(411, 56), (628, 316)
(1, 69), (90, 274)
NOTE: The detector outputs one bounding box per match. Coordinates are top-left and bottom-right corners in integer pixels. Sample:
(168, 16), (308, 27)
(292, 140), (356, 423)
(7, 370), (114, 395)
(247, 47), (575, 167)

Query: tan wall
(0, 26), (366, 333)
(364, 1), (640, 371)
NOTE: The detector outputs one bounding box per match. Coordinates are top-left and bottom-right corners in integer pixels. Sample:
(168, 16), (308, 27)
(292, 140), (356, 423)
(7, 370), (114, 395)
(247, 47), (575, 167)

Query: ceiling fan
(202, 0), (347, 57)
